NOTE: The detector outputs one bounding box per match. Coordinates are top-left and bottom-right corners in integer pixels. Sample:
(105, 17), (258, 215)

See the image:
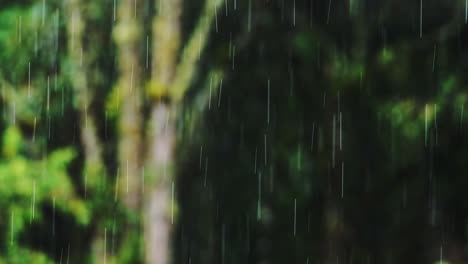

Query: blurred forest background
(0, 0), (468, 263)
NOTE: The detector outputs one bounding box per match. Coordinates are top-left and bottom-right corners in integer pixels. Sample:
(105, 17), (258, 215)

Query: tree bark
(144, 103), (176, 264)
(114, 0), (144, 212)
(144, 0), (181, 263)
(144, 1), (221, 263)
(64, 0), (106, 262)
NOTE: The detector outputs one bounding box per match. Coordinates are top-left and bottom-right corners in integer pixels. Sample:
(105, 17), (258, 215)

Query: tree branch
(64, 0), (105, 191)
(171, 0), (222, 102)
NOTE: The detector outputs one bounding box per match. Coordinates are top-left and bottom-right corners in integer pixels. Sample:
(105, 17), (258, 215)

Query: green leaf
(2, 126), (23, 158)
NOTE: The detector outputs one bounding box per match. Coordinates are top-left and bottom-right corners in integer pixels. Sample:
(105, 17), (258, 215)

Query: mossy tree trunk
(64, 0), (106, 262)
(144, 0), (221, 263)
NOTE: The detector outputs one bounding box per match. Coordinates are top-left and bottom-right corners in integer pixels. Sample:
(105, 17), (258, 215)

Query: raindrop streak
(425, 104), (428, 146)
(35, 30), (38, 55)
(221, 224), (226, 264)
(248, 0), (252, 32)
(432, 44), (436, 72)
(461, 103), (464, 129)
(104, 228), (107, 264)
(52, 197), (55, 236)
(420, 0), (423, 38)
(293, 0), (296, 26)
(141, 167), (145, 194)
(12, 102), (15, 125)
(48, 115), (51, 139)
(33, 117), (37, 142)
(47, 75), (50, 113)
(215, 6), (218, 33)
(267, 79), (270, 124)
(257, 172), (262, 220)
(111, 221), (116, 256)
(10, 211), (14, 245)
(126, 160), (129, 193)
(209, 77), (212, 110)
(114, 169), (120, 202)
(217, 78), (223, 107)
(199, 145), (203, 169)
(146, 35), (149, 69)
(341, 162), (344, 198)
(204, 157), (208, 186)
(264, 134), (267, 165)
(332, 114), (336, 168)
(434, 104), (438, 145)
(466, 0), (467, 24)
(232, 45), (236, 70)
(28, 62), (31, 98)
(229, 34), (232, 58)
(339, 112), (342, 150)
(440, 246), (443, 263)
(67, 243), (70, 264)
(113, 0), (116, 22)
(171, 181), (174, 224)
(293, 198), (297, 236)
(42, 0), (46, 26)
(225, 0), (228, 16)
(326, 0), (332, 24)
(198, 31), (202, 59)
(18, 16), (22, 43)
(130, 64), (134, 92)
(31, 180), (36, 223)
(80, 47), (83, 66)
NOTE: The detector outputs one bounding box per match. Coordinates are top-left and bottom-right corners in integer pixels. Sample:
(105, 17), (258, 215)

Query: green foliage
(5, 247), (55, 264)
(328, 54), (364, 89)
(0, 126), (88, 261)
(293, 32), (316, 59)
(378, 48), (395, 65)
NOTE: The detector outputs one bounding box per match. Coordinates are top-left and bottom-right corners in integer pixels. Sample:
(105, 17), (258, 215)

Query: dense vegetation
(0, 0), (467, 263)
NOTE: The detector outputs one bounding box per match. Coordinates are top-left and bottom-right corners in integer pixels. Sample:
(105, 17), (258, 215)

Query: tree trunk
(115, 0), (143, 212)
(64, 0), (106, 262)
(143, 0), (221, 262)
(113, 0), (144, 262)
(145, 0), (181, 261)
(144, 103), (176, 264)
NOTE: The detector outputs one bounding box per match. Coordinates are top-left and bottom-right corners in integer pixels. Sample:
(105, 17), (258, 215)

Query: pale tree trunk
(65, 0), (104, 192)
(145, 0), (221, 263)
(145, 104), (177, 264)
(113, 0), (144, 262)
(64, 0), (106, 262)
(145, 0), (181, 262)
(114, 0), (144, 211)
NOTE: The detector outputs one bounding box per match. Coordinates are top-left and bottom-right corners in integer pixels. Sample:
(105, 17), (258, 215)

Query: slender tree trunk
(114, 0), (143, 211)
(64, 0), (106, 262)
(113, 0), (144, 262)
(65, 0), (104, 191)
(144, 0), (181, 262)
(145, 103), (177, 264)
(144, 1), (221, 263)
